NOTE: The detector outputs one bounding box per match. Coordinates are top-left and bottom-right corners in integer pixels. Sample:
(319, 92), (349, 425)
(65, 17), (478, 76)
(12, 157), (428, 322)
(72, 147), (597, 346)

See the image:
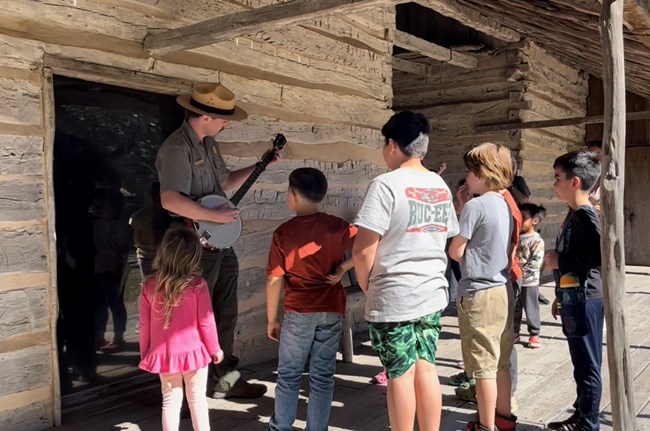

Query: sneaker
(466, 420), (491, 431)
(210, 381), (267, 399)
(371, 369), (388, 386)
(99, 338), (126, 354)
(449, 371), (474, 387)
(494, 412), (517, 431)
(547, 413), (581, 430)
(455, 380), (477, 402)
(510, 396), (518, 415)
(442, 303), (458, 317)
(528, 335), (542, 348)
(538, 292), (551, 304)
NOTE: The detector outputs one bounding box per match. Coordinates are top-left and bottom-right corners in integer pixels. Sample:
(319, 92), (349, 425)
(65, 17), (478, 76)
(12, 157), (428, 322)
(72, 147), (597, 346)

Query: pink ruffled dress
(138, 276), (221, 374)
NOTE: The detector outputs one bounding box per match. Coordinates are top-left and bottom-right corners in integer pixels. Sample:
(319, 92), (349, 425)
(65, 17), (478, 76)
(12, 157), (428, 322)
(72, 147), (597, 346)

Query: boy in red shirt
(266, 167), (357, 431)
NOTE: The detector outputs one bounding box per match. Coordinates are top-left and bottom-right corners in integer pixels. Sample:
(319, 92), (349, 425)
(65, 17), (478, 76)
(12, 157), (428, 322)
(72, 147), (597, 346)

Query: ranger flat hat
(177, 83), (248, 121)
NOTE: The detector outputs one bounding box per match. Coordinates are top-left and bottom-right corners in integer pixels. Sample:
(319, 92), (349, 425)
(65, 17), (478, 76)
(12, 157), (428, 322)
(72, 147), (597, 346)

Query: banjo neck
(228, 133), (286, 207)
(229, 161), (269, 206)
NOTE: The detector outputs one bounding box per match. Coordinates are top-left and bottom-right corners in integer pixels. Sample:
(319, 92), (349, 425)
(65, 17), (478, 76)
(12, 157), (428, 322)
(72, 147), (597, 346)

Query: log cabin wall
(0, 1), (396, 429)
(393, 42), (587, 253)
(517, 43), (588, 246)
(0, 41), (57, 431)
(393, 45), (528, 187)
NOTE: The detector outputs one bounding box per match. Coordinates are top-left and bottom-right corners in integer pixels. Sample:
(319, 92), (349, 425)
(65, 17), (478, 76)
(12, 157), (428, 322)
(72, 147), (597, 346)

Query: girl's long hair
(151, 227), (203, 328)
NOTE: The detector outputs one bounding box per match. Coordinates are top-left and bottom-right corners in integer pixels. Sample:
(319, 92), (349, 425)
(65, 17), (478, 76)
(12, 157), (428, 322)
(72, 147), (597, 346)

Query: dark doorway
(586, 76), (650, 265)
(53, 76), (183, 403)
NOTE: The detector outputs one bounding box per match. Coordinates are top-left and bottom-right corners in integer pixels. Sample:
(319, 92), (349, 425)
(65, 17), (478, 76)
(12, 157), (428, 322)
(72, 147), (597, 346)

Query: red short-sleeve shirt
(267, 212), (357, 315)
(502, 190), (523, 282)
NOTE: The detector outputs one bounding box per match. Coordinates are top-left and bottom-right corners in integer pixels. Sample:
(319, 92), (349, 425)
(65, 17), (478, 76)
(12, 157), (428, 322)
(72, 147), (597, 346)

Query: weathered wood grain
(143, 0), (394, 55)
(0, 136), (43, 176)
(0, 77), (41, 126)
(42, 68), (61, 426)
(600, 1), (637, 428)
(0, 399), (51, 431)
(412, 0), (521, 42)
(0, 288), (48, 341)
(0, 228), (47, 274)
(393, 30), (478, 69)
(0, 180), (44, 222)
(0, 346), (51, 398)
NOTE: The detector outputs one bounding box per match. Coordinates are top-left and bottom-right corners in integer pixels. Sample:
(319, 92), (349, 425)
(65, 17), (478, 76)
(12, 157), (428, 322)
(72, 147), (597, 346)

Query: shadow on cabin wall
(52, 76), (183, 401)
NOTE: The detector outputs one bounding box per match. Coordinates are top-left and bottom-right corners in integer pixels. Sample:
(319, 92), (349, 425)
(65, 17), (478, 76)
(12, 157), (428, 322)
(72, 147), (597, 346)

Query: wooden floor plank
(54, 270), (650, 431)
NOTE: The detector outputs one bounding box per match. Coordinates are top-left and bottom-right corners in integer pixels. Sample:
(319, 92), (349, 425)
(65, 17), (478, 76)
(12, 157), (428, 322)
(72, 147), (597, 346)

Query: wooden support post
(600, 1), (636, 430)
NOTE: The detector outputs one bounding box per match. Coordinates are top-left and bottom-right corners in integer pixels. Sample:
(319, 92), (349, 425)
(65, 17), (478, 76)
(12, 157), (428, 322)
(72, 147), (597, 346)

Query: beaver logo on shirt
(405, 187), (452, 233)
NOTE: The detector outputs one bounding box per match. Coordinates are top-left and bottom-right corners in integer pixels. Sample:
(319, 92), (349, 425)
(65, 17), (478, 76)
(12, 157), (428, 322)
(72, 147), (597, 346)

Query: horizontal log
(0, 398), (51, 431)
(392, 57), (430, 76)
(216, 115), (384, 147)
(44, 54), (392, 128)
(393, 30), (478, 69)
(0, 77), (41, 126)
(237, 267), (268, 314)
(0, 228), (47, 274)
(474, 110), (650, 133)
(0, 346), (51, 398)
(173, 40), (391, 100)
(300, 16), (392, 54)
(43, 55), (193, 95)
(0, 180), (45, 222)
(394, 84), (525, 110)
(0, 135), (43, 176)
(144, 0), (393, 55)
(411, 0), (521, 42)
(220, 141), (385, 166)
(0, 289), (48, 341)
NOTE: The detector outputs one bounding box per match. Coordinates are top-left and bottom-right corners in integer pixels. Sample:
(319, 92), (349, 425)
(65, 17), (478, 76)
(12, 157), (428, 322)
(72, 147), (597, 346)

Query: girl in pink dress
(139, 227), (223, 431)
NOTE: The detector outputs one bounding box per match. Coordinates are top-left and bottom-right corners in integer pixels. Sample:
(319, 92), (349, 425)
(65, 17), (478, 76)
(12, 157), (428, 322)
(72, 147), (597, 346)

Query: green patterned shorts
(368, 311), (442, 380)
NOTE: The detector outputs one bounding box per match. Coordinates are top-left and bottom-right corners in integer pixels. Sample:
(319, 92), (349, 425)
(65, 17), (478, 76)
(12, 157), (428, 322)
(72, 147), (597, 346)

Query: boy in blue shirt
(544, 151), (602, 431)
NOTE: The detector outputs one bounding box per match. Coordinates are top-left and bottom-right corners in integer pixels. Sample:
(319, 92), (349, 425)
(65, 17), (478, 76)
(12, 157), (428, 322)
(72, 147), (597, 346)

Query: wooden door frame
(41, 57), (197, 423)
(42, 67), (61, 427)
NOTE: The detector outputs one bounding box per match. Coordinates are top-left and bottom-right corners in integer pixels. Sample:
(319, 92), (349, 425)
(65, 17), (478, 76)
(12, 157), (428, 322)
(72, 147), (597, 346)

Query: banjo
(193, 133), (286, 249)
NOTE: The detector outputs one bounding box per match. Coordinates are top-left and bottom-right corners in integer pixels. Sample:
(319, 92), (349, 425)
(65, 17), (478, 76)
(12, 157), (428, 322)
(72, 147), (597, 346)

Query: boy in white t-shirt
(353, 111), (459, 431)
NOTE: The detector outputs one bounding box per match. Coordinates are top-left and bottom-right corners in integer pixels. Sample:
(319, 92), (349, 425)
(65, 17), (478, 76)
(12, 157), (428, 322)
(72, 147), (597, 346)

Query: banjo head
(195, 194), (242, 249)
(199, 194), (233, 209)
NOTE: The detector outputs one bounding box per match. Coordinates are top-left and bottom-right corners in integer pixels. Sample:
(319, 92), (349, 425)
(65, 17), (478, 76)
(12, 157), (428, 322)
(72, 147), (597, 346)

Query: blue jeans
(567, 297), (604, 431)
(269, 312), (343, 431)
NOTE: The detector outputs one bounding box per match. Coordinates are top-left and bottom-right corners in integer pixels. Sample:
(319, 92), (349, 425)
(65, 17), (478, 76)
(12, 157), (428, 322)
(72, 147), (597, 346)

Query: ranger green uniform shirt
(156, 121), (230, 200)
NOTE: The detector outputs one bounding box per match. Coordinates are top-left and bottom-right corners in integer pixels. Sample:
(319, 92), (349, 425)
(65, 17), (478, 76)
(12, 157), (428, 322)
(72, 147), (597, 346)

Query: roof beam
(144, 0), (395, 56)
(392, 57), (431, 76)
(474, 110), (650, 133)
(393, 30), (478, 69)
(412, 0), (520, 42)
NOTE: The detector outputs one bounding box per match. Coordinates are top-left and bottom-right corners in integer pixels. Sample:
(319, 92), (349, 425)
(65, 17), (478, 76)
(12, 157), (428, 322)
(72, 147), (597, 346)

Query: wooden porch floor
(55, 267), (650, 431)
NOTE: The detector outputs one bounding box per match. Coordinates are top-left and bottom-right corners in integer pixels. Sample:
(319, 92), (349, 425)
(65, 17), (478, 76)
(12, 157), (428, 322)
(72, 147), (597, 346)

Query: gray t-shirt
(355, 168), (459, 322)
(457, 192), (512, 296)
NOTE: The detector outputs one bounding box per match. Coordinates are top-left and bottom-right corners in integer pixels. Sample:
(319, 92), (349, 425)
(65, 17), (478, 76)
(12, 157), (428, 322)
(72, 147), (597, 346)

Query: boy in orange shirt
(266, 167), (357, 431)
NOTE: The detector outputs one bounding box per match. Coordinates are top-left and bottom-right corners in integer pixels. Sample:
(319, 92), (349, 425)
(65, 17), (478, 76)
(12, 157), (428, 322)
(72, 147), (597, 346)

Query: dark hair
(553, 151), (601, 191)
(586, 140), (602, 149)
(381, 111), (430, 157)
(288, 168), (328, 203)
(519, 203), (546, 223)
(186, 110), (202, 120)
